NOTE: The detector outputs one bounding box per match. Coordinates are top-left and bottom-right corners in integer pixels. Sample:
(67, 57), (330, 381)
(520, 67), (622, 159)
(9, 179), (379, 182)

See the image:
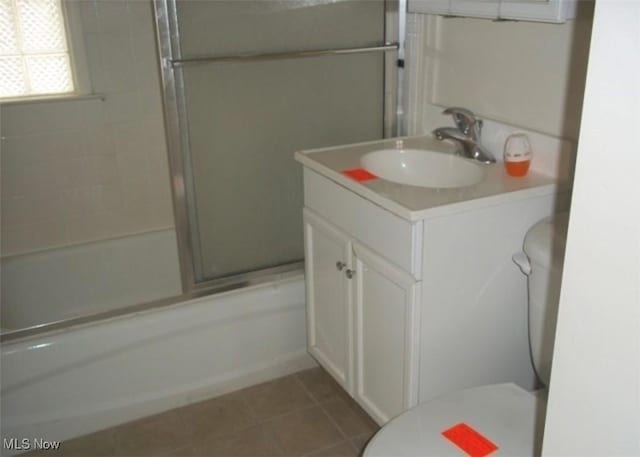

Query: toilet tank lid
(524, 212), (570, 267)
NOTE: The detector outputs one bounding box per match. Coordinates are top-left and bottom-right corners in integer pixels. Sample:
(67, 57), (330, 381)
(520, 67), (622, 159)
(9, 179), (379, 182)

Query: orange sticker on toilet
(342, 168), (377, 182)
(442, 423), (498, 457)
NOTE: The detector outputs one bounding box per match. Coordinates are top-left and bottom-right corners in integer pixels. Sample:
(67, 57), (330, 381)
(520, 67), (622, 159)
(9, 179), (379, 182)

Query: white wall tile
(100, 32), (138, 93)
(102, 91), (142, 123)
(78, 0), (99, 32)
(127, 1), (153, 33)
(29, 215), (69, 250)
(86, 124), (116, 156)
(146, 197), (174, 229)
(95, 0), (130, 34)
(1, 101), (87, 136)
(0, 0), (174, 257)
(1, 226), (39, 256)
(97, 183), (124, 212)
(76, 99), (107, 129)
(2, 195), (30, 226)
(83, 31), (107, 91)
(132, 31), (161, 89)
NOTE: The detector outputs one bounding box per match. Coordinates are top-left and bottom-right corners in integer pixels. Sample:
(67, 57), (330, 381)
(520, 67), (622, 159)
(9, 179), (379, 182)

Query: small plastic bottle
(504, 133), (532, 177)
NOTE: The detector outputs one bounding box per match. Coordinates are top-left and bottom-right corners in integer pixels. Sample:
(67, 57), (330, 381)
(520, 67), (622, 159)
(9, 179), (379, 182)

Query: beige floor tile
(21, 430), (118, 457)
(305, 441), (358, 457)
(350, 432), (377, 456)
(241, 375), (315, 421)
(22, 371), (374, 457)
(111, 409), (192, 456)
(195, 423), (282, 457)
(295, 368), (345, 403)
(160, 445), (201, 457)
(268, 407), (343, 456)
(179, 392), (257, 442)
(320, 397), (378, 439)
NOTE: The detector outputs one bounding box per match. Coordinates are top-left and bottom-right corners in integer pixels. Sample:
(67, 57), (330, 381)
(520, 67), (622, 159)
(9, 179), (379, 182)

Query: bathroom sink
(361, 148), (486, 189)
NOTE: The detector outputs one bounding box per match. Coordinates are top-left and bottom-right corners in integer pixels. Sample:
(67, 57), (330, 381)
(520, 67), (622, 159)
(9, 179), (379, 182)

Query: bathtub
(0, 276), (314, 455)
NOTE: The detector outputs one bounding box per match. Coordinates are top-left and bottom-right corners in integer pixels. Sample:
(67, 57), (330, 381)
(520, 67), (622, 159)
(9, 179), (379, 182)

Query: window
(0, 0), (74, 99)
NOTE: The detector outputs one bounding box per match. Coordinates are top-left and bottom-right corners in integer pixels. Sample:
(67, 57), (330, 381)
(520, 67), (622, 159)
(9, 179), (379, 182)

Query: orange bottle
(504, 133), (532, 177)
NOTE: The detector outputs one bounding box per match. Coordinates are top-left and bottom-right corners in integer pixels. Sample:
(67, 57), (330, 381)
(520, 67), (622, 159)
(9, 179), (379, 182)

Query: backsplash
(0, 1), (173, 257)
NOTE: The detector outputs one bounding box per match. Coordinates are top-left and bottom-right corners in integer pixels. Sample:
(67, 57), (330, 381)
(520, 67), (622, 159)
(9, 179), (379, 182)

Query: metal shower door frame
(153, 0), (403, 295)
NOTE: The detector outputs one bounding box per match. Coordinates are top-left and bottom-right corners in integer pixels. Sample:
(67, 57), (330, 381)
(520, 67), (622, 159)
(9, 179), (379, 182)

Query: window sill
(0, 93), (105, 106)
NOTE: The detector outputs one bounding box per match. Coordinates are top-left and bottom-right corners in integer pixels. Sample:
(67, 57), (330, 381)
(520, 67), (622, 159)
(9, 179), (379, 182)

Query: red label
(442, 423), (498, 457)
(342, 168), (378, 182)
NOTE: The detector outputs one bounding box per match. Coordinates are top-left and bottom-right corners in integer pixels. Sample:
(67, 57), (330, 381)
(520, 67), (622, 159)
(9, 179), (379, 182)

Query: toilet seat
(364, 384), (547, 457)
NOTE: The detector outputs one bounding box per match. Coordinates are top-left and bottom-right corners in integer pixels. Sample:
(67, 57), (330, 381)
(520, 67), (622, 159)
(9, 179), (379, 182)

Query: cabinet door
(303, 209), (353, 392)
(352, 242), (421, 424)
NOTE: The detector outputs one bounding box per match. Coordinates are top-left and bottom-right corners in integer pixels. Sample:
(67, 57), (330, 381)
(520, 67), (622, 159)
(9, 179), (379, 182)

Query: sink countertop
(294, 134), (566, 222)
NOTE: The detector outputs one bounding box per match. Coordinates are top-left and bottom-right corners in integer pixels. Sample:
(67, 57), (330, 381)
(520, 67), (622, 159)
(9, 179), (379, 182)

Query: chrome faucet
(432, 107), (496, 164)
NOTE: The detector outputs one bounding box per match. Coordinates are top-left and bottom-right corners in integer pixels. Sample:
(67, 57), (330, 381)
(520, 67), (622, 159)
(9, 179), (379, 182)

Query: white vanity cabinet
(299, 154), (565, 426)
(303, 169), (422, 424)
(409, 0), (577, 23)
(304, 207), (421, 424)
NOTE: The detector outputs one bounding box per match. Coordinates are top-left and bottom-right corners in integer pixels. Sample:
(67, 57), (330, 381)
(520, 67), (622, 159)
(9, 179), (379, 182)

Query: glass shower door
(157, 0), (397, 287)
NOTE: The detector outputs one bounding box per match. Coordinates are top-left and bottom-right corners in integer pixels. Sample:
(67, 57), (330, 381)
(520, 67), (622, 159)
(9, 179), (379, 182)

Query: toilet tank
(523, 212), (570, 386)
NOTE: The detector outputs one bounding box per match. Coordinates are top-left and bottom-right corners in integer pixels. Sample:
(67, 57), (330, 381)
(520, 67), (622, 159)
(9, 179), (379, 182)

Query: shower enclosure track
(167, 43), (399, 67)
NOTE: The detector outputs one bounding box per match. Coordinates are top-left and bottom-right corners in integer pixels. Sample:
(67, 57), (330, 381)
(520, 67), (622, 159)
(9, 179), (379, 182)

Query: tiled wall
(405, 8), (593, 140)
(0, 0), (173, 257)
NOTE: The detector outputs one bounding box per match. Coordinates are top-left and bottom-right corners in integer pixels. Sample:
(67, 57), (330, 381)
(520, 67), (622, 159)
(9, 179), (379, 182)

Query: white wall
(0, 0), (173, 257)
(542, 1), (640, 455)
(406, 6), (593, 140)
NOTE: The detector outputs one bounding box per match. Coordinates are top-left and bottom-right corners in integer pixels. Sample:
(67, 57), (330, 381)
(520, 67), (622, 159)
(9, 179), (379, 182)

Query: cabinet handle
(345, 269), (355, 279)
(336, 261), (346, 271)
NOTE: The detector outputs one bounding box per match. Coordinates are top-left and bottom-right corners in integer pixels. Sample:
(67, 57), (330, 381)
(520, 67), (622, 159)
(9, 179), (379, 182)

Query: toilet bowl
(364, 213), (569, 457)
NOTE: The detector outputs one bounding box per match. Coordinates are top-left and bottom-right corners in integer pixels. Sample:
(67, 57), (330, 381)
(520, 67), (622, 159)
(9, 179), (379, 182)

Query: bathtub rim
(0, 269), (304, 344)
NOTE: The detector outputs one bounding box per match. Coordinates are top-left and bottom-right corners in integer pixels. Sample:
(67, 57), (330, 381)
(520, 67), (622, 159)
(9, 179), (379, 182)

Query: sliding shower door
(156, 0), (398, 289)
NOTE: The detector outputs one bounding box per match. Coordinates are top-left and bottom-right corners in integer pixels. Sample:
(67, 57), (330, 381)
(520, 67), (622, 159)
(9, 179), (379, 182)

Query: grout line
(258, 419), (287, 457)
(349, 439), (362, 457)
(300, 439), (354, 457)
(317, 402), (351, 442)
(350, 432), (375, 456)
(256, 402), (319, 425)
(292, 370), (322, 405)
(293, 368), (379, 445)
(292, 371), (359, 445)
(237, 385), (261, 421)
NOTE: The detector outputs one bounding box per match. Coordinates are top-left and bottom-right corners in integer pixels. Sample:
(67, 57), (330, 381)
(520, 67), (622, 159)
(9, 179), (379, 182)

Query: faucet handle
(442, 107), (481, 140)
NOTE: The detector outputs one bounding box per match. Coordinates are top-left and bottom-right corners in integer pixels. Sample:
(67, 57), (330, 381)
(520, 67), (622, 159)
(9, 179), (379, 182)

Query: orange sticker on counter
(342, 168), (378, 182)
(442, 423), (498, 457)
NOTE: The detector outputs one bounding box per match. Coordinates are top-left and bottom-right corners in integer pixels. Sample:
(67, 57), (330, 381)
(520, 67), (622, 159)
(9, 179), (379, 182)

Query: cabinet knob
(345, 269), (355, 279)
(336, 261), (346, 271)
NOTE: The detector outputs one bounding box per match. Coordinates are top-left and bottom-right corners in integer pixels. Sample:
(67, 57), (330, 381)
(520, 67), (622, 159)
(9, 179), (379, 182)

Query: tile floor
(26, 368), (379, 457)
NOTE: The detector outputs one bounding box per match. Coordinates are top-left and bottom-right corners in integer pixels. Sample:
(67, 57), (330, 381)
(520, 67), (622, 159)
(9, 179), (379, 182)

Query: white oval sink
(361, 148), (486, 189)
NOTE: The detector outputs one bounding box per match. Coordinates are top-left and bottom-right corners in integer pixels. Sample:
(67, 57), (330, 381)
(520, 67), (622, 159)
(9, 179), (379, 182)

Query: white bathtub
(0, 276), (314, 455)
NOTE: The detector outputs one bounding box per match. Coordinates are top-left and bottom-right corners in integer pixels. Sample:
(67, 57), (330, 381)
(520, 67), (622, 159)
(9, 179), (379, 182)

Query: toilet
(364, 213), (570, 457)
